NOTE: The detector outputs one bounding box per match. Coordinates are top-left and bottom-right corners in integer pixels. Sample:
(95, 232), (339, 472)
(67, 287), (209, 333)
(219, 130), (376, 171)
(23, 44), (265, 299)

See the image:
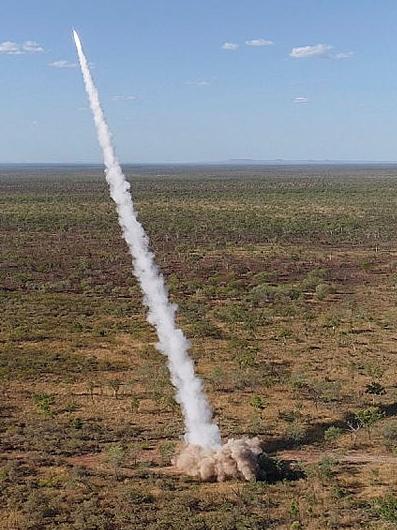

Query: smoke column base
(173, 438), (262, 482)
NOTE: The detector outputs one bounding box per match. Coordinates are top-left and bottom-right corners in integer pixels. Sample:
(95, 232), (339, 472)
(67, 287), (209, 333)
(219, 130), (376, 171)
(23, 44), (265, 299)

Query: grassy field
(2, 164), (397, 529)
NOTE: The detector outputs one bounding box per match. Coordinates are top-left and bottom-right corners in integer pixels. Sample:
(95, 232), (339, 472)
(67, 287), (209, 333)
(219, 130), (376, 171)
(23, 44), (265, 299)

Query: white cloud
(0, 40), (44, 55)
(22, 41), (44, 53)
(49, 60), (77, 68)
(334, 51), (354, 59)
(293, 96), (309, 104)
(222, 42), (239, 51)
(112, 95), (138, 101)
(289, 43), (332, 59)
(245, 38), (274, 47)
(0, 41), (21, 54)
(186, 80), (210, 87)
(289, 44), (354, 61)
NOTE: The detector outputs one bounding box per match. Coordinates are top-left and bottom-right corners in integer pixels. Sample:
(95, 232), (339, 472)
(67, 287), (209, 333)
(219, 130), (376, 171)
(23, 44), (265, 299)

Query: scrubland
(2, 164), (397, 529)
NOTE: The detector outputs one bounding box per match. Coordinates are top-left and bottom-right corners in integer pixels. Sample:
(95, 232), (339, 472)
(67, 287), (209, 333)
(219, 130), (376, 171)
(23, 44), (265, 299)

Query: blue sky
(1, 0), (397, 163)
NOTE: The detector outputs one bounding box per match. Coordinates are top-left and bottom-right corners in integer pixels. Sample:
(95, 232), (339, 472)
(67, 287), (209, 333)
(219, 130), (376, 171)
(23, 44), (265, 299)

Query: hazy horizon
(6, 159), (397, 166)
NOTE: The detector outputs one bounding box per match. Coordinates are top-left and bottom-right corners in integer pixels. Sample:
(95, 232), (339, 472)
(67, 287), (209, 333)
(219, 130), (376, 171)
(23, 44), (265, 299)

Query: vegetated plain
(2, 164), (397, 529)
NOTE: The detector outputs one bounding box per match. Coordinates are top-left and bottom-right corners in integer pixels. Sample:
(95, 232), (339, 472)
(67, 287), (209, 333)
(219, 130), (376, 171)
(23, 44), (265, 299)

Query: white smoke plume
(174, 438), (262, 482)
(73, 30), (221, 450)
(73, 31), (262, 479)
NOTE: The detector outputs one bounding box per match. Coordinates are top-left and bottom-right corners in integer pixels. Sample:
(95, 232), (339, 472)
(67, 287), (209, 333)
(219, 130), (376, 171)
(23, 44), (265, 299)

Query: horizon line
(2, 159), (397, 166)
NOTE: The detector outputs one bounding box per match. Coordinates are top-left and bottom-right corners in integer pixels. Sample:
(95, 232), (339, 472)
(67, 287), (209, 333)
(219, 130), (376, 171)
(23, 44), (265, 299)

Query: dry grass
(2, 165), (397, 529)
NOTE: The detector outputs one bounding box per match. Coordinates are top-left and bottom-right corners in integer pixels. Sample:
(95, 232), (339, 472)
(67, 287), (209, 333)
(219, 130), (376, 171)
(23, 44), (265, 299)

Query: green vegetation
(373, 495), (397, 523)
(2, 164), (397, 528)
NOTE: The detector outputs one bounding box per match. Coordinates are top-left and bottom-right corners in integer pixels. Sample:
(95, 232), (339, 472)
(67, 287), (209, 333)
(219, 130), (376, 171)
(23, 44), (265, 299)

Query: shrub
(350, 406), (384, 441)
(159, 441), (176, 465)
(361, 363), (385, 380)
(23, 490), (58, 526)
(320, 380), (342, 402)
(324, 426), (344, 443)
(251, 283), (277, 303)
(250, 395), (266, 411)
(306, 457), (337, 481)
(289, 499), (300, 520)
(286, 420), (306, 444)
(315, 282), (333, 300)
(235, 349), (257, 369)
(130, 396), (140, 412)
(106, 445), (126, 478)
(318, 456), (337, 479)
(108, 379), (122, 399)
(301, 268), (326, 290)
(355, 407), (384, 431)
(253, 271), (274, 284)
(118, 486), (155, 505)
(251, 283), (302, 305)
(289, 374), (308, 391)
(32, 393), (55, 416)
(72, 499), (111, 530)
(373, 495), (397, 523)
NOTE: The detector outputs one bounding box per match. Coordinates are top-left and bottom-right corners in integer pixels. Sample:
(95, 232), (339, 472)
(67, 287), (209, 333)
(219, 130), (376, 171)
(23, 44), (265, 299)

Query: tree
(353, 407), (384, 441)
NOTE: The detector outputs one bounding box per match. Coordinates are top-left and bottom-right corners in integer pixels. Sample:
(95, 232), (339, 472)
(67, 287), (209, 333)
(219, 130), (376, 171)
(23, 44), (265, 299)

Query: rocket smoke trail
(72, 30), (221, 450)
(73, 31), (263, 480)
